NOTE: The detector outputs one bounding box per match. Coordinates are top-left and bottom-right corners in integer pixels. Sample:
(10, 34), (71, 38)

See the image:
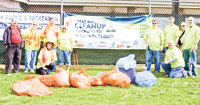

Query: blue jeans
(161, 62), (187, 78)
(145, 49), (161, 72)
(183, 49), (197, 76)
(24, 49), (37, 71)
(58, 50), (71, 65)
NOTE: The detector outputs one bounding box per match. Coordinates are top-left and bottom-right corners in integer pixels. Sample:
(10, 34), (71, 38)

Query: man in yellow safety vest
(23, 21), (41, 73)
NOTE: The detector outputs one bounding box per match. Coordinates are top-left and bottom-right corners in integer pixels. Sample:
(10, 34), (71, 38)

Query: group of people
(3, 16), (199, 78)
(144, 16), (200, 78)
(3, 18), (74, 75)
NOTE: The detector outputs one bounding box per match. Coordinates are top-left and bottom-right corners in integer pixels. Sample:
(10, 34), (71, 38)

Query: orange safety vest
(43, 25), (59, 38)
(25, 28), (40, 48)
(41, 48), (55, 64)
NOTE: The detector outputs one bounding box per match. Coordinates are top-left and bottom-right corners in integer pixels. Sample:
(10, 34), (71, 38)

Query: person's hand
(42, 66), (48, 70)
(165, 61), (169, 64)
(146, 45), (149, 49)
(190, 47), (194, 52)
(4, 44), (8, 48)
(41, 64), (47, 70)
(161, 47), (163, 52)
(70, 49), (73, 52)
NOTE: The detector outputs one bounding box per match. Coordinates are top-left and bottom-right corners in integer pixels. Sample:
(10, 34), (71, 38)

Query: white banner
(0, 12), (60, 40)
(64, 13), (151, 49)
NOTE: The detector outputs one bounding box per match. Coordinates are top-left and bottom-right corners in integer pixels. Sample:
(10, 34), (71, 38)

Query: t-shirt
(58, 32), (74, 50)
(164, 24), (180, 47)
(182, 25), (200, 50)
(11, 26), (21, 44)
(144, 27), (164, 51)
(165, 47), (185, 68)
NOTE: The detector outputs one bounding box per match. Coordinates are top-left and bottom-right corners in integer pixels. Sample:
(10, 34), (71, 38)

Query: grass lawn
(0, 65), (200, 105)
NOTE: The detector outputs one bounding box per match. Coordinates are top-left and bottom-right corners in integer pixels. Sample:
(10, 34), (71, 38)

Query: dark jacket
(3, 26), (24, 48)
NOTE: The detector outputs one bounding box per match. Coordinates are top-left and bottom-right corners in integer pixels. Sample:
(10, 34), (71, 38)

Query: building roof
(14, 0), (200, 8)
(0, 0), (22, 11)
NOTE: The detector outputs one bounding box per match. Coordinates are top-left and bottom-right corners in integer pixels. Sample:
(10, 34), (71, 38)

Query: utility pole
(61, 0), (64, 25)
(172, 0), (182, 25)
(149, 0), (151, 16)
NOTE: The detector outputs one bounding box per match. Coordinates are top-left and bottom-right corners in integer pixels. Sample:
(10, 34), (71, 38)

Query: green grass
(0, 66), (200, 105)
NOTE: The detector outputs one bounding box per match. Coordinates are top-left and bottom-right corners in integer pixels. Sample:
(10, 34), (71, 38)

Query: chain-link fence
(1, 0), (200, 70)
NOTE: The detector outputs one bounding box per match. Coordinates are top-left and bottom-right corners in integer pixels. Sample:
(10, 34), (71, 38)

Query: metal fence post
(149, 0), (151, 16)
(61, 0), (64, 25)
(172, 0), (181, 26)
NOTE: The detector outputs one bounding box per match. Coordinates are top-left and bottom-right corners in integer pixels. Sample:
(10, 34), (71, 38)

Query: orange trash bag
(69, 67), (91, 89)
(38, 75), (55, 87)
(52, 68), (70, 87)
(13, 78), (53, 96)
(99, 67), (131, 88)
(24, 75), (55, 87)
(24, 75), (37, 80)
(89, 76), (104, 86)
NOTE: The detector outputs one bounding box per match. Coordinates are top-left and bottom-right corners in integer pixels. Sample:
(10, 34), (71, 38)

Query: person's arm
(160, 30), (164, 51)
(190, 27), (200, 52)
(190, 38), (200, 52)
(3, 28), (8, 47)
(38, 49), (47, 70)
(53, 50), (57, 62)
(57, 35), (60, 54)
(161, 39), (164, 52)
(69, 37), (74, 52)
(144, 31), (149, 49)
(144, 39), (148, 49)
(175, 27), (180, 46)
(40, 26), (46, 38)
(22, 28), (28, 38)
(169, 58), (177, 63)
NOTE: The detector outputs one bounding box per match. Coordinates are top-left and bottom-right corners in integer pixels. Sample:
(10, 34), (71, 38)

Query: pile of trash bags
(13, 54), (157, 97)
(116, 54), (157, 87)
(13, 67), (131, 97)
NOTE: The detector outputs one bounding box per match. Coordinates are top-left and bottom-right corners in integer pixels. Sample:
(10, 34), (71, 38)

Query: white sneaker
(183, 71), (188, 78)
(192, 75), (197, 78)
(30, 70), (34, 73)
(24, 70), (28, 73)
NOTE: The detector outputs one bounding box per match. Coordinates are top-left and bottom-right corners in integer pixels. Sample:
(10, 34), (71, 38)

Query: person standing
(163, 16), (180, 52)
(182, 17), (200, 77)
(22, 21), (41, 73)
(41, 18), (60, 72)
(144, 19), (164, 72)
(162, 40), (187, 78)
(3, 18), (23, 75)
(57, 25), (74, 71)
(177, 22), (186, 48)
